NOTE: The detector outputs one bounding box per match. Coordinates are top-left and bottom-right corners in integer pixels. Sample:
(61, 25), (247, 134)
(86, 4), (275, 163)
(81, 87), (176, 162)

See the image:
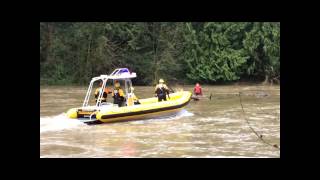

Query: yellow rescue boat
(66, 68), (192, 124)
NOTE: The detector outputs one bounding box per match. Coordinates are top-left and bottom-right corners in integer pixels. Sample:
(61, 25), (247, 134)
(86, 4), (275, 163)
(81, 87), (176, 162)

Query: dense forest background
(40, 22), (280, 85)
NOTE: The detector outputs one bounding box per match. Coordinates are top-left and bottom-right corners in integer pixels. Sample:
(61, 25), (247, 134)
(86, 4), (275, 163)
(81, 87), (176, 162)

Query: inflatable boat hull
(67, 91), (192, 124)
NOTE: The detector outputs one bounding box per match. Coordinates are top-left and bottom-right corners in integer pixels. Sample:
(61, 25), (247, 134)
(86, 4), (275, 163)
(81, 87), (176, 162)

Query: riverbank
(40, 79), (280, 87)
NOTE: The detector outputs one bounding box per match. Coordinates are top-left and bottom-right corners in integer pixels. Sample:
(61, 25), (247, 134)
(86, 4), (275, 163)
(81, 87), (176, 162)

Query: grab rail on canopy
(82, 76), (108, 108)
(95, 77), (109, 107)
(82, 68), (136, 108)
(82, 80), (94, 108)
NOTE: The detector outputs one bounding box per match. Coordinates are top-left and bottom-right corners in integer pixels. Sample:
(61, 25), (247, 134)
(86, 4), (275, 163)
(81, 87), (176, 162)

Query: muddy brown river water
(40, 85), (280, 158)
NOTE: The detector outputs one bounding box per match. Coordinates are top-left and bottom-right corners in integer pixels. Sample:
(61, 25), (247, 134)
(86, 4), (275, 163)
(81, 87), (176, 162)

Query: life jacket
(127, 93), (137, 106)
(194, 86), (202, 94)
(95, 88), (109, 101)
(112, 88), (125, 106)
(127, 97), (133, 106)
(155, 84), (168, 96)
(132, 94), (138, 101)
(112, 88), (124, 99)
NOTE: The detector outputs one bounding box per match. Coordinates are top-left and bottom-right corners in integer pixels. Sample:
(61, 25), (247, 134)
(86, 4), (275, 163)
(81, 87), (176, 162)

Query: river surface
(40, 85), (280, 158)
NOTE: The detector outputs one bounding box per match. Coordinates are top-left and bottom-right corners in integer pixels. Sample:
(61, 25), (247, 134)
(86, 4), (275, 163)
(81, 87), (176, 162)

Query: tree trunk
(43, 23), (53, 63)
(46, 23), (53, 48)
(86, 34), (92, 79)
(152, 23), (158, 84)
(262, 75), (269, 85)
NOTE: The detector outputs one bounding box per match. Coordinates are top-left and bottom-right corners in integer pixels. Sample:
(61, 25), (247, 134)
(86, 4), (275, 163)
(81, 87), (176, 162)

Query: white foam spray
(40, 113), (85, 133)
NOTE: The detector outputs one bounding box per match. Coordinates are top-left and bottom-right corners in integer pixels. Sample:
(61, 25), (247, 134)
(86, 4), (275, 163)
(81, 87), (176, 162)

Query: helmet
(115, 82), (120, 88)
(130, 87), (135, 91)
(159, 79), (164, 83)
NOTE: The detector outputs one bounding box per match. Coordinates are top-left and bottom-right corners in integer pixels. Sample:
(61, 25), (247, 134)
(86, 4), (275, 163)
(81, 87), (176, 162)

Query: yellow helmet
(115, 82), (120, 88)
(159, 79), (164, 83)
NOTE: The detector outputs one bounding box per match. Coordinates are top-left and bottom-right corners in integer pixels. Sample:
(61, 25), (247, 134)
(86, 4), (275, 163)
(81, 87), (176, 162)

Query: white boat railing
(82, 80), (94, 108)
(95, 77), (108, 107)
(82, 68), (136, 108)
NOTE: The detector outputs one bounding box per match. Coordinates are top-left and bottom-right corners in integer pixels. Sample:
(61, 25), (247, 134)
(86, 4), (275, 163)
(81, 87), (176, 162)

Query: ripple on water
(40, 144), (86, 157)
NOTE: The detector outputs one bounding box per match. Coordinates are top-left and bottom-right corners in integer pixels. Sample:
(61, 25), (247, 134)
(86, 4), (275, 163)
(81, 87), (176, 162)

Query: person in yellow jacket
(94, 81), (111, 103)
(130, 87), (140, 105)
(112, 81), (125, 107)
(155, 79), (170, 102)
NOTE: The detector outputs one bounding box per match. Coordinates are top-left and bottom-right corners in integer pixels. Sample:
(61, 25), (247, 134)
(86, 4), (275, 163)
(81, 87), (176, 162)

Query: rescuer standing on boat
(112, 81), (125, 107)
(95, 81), (111, 103)
(155, 79), (170, 102)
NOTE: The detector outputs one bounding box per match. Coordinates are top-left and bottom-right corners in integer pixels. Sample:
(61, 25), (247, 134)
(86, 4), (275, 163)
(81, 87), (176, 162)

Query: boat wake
(40, 113), (85, 133)
(128, 109), (194, 124)
(40, 110), (194, 131)
(168, 109), (194, 118)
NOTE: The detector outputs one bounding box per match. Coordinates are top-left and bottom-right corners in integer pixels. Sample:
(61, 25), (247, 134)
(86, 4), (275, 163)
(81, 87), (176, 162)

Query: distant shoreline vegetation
(40, 78), (279, 86)
(40, 22), (280, 86)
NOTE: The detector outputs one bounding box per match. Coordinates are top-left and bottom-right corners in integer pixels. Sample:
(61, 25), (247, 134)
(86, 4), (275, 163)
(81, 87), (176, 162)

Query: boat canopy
(91, 68), (136, 81)
(82, 68), (136, 108)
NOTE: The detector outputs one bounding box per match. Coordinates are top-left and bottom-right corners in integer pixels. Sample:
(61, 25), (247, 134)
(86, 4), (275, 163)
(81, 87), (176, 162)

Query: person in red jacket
(194, 83), (202, 96)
